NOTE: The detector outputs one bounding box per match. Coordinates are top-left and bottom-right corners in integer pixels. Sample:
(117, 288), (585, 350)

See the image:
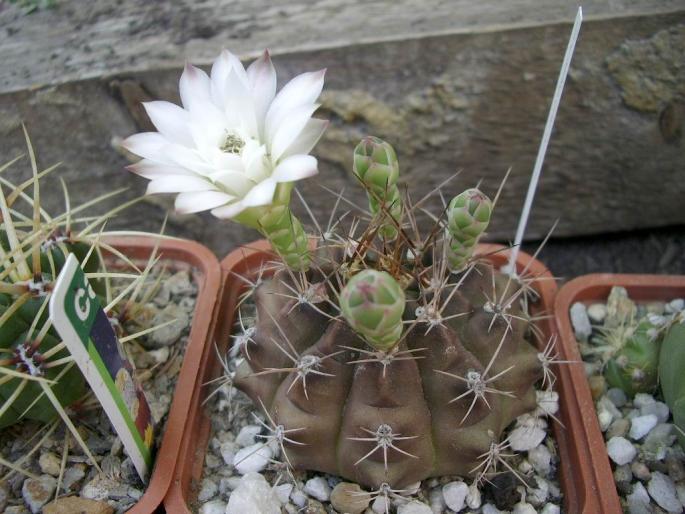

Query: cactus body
(659, 322), (685, 447)
(446, 189), (492, 272)
(603, 318), (660, 396)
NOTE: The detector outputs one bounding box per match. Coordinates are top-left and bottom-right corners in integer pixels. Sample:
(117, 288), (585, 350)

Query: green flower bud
(446, 188), (492, 272)
(339, 269), (405, 351)
(353, 137), (402, 240)
(258, 205), (310, 271)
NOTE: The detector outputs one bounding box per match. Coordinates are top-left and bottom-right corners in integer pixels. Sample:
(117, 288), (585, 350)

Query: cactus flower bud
(446, 188), (492, 272)
(353, 137), (402, 240)
(339, 269), (405, 351)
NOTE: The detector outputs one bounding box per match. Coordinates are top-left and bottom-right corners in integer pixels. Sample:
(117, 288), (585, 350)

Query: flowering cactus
(232, 137), (544, 489)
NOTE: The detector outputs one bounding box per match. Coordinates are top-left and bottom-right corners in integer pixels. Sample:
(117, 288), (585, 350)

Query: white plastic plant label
(49, 253), (153, 481)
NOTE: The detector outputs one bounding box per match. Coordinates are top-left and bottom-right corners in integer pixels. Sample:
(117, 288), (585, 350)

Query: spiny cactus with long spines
(0, 132), (161, 468)
(231, 136), (550, 488)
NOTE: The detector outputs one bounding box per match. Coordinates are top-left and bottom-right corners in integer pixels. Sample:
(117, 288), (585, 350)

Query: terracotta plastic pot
(97, 236), (222, 514)
(165, 240), (605, 513)
(554, 273), (685, 514)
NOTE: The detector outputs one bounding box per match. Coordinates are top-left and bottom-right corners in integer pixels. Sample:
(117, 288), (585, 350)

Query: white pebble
(540, 504), (561, 514)
(220, 441), (237, 465)
(513, 503), (536, 514)
(226, 473), (280, 514)
(482, 504), (507, 514)
(587, 303), (607, 323)
(304, 476), (331, 502)
(640, 401), (670, 424)
(466, 480), (481, 509)
(235, 425), (262, 447)
(633, 393), (656, 409)
(535, 390), (559, 417)
(648, 471), (682, 512)
(199, 499), (226, 514)
(429, 487), (446, 514)
(528, 444), (552, 477)
(372, 496), (390, 513)
(197, 478), (218, 502)
(606, 436), (637, 465)
(666, 298), (685, 313)
(630, 414), (658, 440)
(627, 482), (651, 514)
(442, 481), (468, 512)
(607, 388), (628, 408)
(397, 501), (432, 514)
(570, 302), (592, 341)
(232, 443), (273, 474)
(528, 477), (550, 506)
(291, 488), (308, 508)
(274, 483), (293, 504)
(509, 416), (547, 451)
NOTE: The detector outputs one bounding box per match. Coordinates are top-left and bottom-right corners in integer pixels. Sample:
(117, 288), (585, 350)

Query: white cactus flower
(123, 49), (327, 221)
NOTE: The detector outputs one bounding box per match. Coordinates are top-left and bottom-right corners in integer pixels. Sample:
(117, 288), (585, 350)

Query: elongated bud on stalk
(258, 205), (310, 271)
(339, 269), (405, 351)
(353, 137), (402, 240)
(446, 188), (492, 272)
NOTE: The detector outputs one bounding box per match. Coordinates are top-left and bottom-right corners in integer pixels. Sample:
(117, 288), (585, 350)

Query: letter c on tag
(75, 288), (90, 321)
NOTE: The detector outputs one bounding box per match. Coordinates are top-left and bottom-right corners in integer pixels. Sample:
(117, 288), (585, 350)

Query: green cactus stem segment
(353, 137), (402, 240)
(446, 188), (493, 273)
(658, 321), (685, 446)
(339, 269), (405, 351)
(258, 204), (310, 271)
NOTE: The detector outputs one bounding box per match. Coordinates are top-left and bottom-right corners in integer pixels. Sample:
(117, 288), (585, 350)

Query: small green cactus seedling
(659, 321), (685, 447)
(232, 137), (546, 489)
(603, 318), (661, 396)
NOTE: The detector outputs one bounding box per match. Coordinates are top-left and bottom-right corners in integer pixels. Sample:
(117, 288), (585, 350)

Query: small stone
(148, 346), (170, 364)
(197, 478), (218, 502)
(482, 504), (506, 514)
(466, 480), (482, 509)
(630, 414), (659, 440)
(641, 402), (671, 424)
(226, 472), (280, 514)
(291, 488), (308, 508)
(371, 496), (389, 513)
(5, 507), (29, 514)
(274, 483), (294, 504)
(305, 499), (327, 513)
(166, 271), (196, 296)
(442, 481), (468, 512)
(150, 304), (189, 346)
(528, 444), (552, 477)
(540, 504), (561, 514)
(614, 464), (633, 494)
(304, 476), (331, 502)
(666, 299), (685, 313)
(644, 424), (677, 460)
(331, 482), (371, 514)
(42, 497), (114, 514)
(528, 477), (550, 507)
(648, 472), (682, 512)
(81, 473), (128, 501)
(486, 473), (519, 510)
(589, 375), (607, 401)
(0, 482), (7, 512)
(232, 443), (273, 474)
(62, 464), (86, 491)
(220, 440), (237, 465)
(607, 388), (628, 408)
(429, 487), (446, 514)
(235, 425), (262, 447)
(634, 393), (656, 409)
(509, 416), (547, 451)
(535, 390), (559, 417)
(605, 286), (636, 328)
(198, 500), (226, 514)
(676, 482), (685, 508)
(22, 475), (57, 514)
(632, 461), (652, 481)
(512, 502), (536, 514)
(587, 303), (607, 323)
(570, 302), (592, 341)
(607, 436), (637, 465)
(397, 501), (432, 514)
(607, 418), (631, 439)
(666, 454), (685, 482)
(38, 452), (62, 476)
(518, 459), (533, 474)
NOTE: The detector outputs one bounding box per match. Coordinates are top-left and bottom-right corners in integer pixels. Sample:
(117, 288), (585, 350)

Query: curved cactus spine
(446, 189), (492, 273)
(658, 321), (685, 446)
(603, 318), (661, 396)
(353, 137), (402, 240)
(258, 204), (310, 271)
(339, 269), (405, 351)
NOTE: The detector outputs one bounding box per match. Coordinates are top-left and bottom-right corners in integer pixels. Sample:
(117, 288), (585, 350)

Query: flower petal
(121, 132), (172, 163)
(241, 179), (277, 207)
(270, 103), (319, 161)
(146, 175), (212, 194)
(143, 101), (193, 146)
(211, 201), (246, 219)
(174, 191), (234, 214)
(165, 145), (216, 176)
(223, 68), (258, 137)
(127, 159), (195, 179)
(272, 155), (318, 182)
(281, 119), (328, 159)
(265, 69), (325, 140)
(211, 49), (249, 110)
(179, 63), (211, 112)
(246, 50), (277, 136)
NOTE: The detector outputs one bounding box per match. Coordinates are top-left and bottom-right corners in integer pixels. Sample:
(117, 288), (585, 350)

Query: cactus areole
(232, 137), (544, 489)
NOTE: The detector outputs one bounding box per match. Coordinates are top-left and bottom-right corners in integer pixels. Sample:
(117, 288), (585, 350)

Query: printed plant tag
(49, 254), (154, 481)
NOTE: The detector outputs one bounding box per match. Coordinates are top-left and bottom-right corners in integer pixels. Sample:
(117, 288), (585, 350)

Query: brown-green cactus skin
(233, 256), (542, 488)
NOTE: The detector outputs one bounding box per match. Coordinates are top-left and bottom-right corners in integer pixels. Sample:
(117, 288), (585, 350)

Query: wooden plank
(1, 0), (684, 93)
(0, 11), (683, 258)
